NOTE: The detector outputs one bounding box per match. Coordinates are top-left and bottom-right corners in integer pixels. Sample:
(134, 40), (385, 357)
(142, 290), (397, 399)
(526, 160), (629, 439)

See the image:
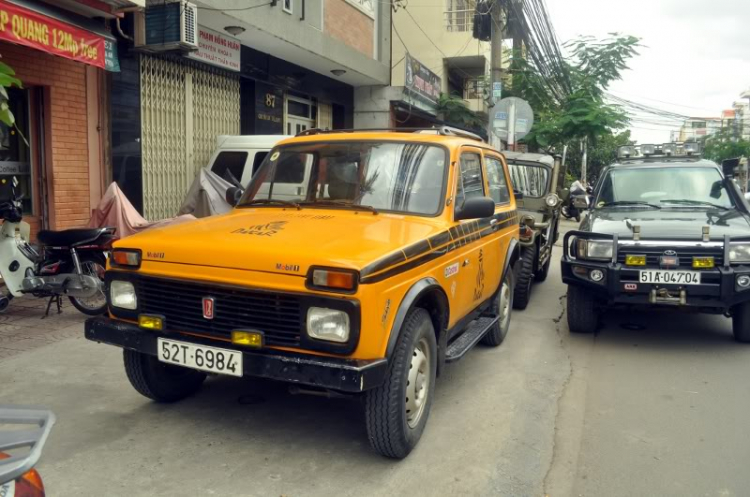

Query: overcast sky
(546, 0), (750, 144)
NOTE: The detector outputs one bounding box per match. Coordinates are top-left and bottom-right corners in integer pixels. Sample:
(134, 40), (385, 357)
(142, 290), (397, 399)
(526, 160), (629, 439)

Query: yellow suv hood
(118, 208), (445, 276)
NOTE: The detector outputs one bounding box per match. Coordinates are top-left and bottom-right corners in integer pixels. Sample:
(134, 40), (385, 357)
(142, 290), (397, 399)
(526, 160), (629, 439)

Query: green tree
(564, 130), (633, 182)
(506, 34), (641, 162)
(435, 94), (485, 131)
(703, 131), (750, 164)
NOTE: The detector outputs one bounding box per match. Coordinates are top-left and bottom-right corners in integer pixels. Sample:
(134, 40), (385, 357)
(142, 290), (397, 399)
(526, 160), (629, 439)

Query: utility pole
(581, 137), (588, 184)
(487, 0), (504, 146)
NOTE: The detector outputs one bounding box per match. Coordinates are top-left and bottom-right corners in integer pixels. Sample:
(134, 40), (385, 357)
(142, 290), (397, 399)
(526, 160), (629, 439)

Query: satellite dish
(492, 97), (534, 143)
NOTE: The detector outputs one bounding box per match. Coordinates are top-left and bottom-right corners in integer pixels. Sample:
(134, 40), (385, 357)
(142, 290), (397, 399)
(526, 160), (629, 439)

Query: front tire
(513, 246), (535, 310)
(69, 252), (108, 316)
(566, 285), (598, 334)
(732, 301), (750, 343)
(365, 308), (437, 459)
(482, 269), (513, 346)
(123, 350), (207, 402)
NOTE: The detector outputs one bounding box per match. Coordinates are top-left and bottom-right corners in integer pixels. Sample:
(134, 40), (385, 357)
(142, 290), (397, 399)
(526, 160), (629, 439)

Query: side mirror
(572, 195), (590, 209)
(455, 196), (495, 221)
(225, 186), (243, 206)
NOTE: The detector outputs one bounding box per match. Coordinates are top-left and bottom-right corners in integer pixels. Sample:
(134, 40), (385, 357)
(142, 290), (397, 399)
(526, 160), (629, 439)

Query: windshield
(596, 166), (733, 209)
(509, 163), (549, 198)
(239, 141), (448, 215)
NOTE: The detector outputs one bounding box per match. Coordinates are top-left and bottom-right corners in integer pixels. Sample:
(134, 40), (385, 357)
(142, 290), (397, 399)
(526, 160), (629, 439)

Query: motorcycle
(0, 406), (55, 497)
(0, 177), (115, 316)
(562, 181), (592, 223)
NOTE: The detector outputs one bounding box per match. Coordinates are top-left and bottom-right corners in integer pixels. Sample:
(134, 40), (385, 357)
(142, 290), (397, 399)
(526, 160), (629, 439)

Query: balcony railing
(444, 9), (474, 32)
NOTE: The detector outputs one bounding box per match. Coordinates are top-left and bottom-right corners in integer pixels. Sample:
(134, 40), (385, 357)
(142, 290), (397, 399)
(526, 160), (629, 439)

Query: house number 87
(265, 94), (276, 108)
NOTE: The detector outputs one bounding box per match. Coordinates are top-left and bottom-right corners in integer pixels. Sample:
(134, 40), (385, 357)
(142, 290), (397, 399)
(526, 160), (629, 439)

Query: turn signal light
(112, 249), (141, 268)
(311, 269), (357, 291)
(139, 315), (163, 331)
(625, 254), (646, 266)
(232, 330), (264, 348)
(693, 256), (715, 269)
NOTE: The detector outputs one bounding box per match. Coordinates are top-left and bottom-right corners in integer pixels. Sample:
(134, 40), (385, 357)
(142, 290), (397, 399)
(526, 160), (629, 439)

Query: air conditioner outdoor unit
(134, 0), (198, 52)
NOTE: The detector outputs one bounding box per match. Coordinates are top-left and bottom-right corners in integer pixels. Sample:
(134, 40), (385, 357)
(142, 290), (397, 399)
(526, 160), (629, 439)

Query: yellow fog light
(693, 256), (715, 269)
(139, 315), (163, 331)
(625, 254), (646, 266)
(232, 330), (264, 348)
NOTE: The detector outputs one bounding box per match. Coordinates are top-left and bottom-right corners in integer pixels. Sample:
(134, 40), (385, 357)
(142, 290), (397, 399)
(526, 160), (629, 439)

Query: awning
(0, 0), (119, 71)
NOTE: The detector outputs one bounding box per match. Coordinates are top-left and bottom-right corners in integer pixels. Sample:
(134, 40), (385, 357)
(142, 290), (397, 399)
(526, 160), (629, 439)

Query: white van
(207, 135), (291, 187)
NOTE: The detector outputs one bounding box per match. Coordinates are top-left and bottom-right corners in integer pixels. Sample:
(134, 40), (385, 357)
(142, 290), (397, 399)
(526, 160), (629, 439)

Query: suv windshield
(509, 163), (549, 198)
(239, 141), (448, 215)
(596, 166), (733, 209)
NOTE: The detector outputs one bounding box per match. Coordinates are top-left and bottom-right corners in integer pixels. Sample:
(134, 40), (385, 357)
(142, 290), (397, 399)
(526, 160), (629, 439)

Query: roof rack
(296, 126), (484, 143)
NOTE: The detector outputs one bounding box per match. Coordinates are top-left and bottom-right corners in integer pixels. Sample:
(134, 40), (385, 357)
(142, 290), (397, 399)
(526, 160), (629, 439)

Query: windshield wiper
(660, 199), (730, 210)
(299, 199), (379, 214)
(239, 199), (301, 210)
(600, 201), (662, 209)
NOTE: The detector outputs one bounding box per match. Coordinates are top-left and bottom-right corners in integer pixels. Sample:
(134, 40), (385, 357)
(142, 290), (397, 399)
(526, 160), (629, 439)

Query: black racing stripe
(429, 231), (451, 248)
(403, 239), (431, 259)
(449, 226), (461, 240)
(360, 250), (407, 278)
(361, 249), (445, 284)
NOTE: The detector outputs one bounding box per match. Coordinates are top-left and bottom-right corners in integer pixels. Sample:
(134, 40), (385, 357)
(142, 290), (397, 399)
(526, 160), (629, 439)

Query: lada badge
(203, 297), (215, 320)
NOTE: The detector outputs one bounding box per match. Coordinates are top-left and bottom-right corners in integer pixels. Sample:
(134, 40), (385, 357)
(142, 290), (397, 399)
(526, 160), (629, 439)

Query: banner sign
(0, 0), (112, 70)
(254, 82), (284, 135)
(187, 26), (241, 72)
(405, 53), (441, 105)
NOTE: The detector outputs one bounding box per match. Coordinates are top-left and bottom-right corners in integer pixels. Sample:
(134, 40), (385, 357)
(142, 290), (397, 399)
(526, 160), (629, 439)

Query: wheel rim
(405, 337), (431, 428)
(499, 279), (511, 329)
(74, 260), (106, 310)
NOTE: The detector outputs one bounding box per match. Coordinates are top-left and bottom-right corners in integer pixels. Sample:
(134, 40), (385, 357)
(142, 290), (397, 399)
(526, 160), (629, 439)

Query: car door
(452, 148), (491, 319)
(483, 152), (516, 299)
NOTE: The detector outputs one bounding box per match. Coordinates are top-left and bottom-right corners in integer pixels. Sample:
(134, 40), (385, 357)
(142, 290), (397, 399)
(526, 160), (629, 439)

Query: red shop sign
(0, 0), (105, 69)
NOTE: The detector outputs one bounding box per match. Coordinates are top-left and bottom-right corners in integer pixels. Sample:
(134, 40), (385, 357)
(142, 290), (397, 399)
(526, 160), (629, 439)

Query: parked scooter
(0, 406), (55, 497)
(561, 180), (591, 222)
(0, 177), (115, 316)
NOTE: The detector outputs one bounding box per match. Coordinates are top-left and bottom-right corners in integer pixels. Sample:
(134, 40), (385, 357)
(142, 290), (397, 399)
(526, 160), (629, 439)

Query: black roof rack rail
(296, 126), (484, 142)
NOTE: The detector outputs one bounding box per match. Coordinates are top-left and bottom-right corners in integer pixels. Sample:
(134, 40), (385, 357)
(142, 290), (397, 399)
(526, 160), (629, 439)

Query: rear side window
(211, 152), (248, 184)
(456, 153), (485, 207)
(251, 152), (269, 176)
(485, 156), (511, 204)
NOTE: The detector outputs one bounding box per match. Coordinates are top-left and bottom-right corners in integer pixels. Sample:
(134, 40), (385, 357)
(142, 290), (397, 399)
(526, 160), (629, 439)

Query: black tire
(68, 252), (108, 316)
(574, 213), (581, 223)
(535, 255), (551, 282)
(732, 301), (750, 343)
(566, 285), (598, 334)
(365, 308), (437, 459)
(123, 350), (207, 402)
(513, 245), (535, 310)
(482, 269), (513, 346)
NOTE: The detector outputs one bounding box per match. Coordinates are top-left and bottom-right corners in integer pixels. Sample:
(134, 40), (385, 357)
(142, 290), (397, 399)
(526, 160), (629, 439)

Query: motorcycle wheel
(69, 253), (108, 316)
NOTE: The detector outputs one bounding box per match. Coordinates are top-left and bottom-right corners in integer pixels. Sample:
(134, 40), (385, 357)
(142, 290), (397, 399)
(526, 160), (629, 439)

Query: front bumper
(561, 231), (750, 309)
(85, 317), (387, 393)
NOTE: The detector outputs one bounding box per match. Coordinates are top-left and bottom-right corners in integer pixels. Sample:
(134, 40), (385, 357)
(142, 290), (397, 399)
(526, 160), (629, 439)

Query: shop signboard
(255, 82), (284, 134)
(405, 53), (441, 105)
(0, 0), (119, 71)
(187, 26), (241, 72)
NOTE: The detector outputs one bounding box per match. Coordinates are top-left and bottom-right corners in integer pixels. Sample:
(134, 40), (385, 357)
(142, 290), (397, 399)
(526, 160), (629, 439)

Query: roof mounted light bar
(617, 142), (703, 160)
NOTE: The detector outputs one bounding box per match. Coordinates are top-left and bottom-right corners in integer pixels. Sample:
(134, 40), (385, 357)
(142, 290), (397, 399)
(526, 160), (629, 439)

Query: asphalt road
(3, 219), (750, 496)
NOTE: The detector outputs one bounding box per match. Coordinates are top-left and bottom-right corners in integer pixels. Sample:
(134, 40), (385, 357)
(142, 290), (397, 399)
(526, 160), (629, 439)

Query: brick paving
(0, 296), (87, 360)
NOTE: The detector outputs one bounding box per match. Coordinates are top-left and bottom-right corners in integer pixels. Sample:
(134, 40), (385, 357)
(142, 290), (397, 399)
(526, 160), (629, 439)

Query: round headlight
(590, 269), (605, 282)
(545, 193), (559, 207)
(737, 275), (750, 288)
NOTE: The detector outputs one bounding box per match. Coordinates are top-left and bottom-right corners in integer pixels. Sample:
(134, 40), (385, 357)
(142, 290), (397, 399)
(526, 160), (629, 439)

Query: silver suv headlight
(545, 193), (560, 207)
(307, 307), (350, 343)
(576, 238), (613, 261)
(729, 243), (750, 263)
(110, 280), (137, 310)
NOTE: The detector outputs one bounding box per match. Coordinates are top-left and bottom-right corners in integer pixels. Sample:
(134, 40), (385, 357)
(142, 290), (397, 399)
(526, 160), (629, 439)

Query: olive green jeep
(505, 152), (566, 308)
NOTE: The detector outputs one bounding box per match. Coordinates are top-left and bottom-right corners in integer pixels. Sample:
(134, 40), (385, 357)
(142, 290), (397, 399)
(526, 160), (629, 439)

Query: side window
(211, 151), (248, 184)
(251, 151), (269, 176)
(456, 153), (485, 208)
(485, 156), (511, 204)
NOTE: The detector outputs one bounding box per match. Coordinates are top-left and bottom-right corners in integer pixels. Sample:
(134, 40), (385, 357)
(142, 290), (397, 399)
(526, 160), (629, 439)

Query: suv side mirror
(225, 186), (243, 206)
(455, 196), (495, 221)
(572, 195), (590, 209)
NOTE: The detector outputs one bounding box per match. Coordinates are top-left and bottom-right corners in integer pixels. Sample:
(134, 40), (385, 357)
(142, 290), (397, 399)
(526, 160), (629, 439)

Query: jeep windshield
(596, 166), (734, 210)
(509, 163), (549, 198)
(238, 141), (448, 216)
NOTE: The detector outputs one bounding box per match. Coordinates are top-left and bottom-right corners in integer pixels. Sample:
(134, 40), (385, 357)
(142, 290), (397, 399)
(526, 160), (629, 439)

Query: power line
(608, 89), (719, 113)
